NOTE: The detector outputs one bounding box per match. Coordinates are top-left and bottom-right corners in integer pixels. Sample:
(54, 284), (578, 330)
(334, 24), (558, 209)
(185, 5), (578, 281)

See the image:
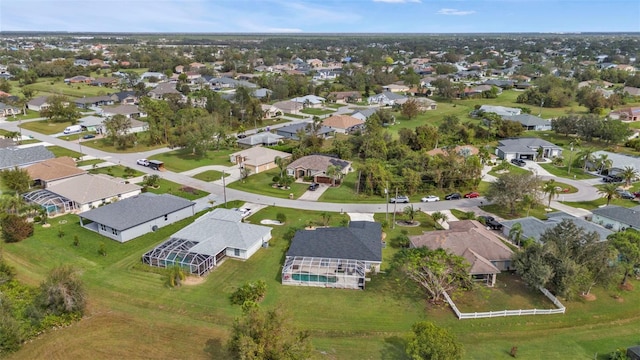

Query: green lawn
(318, 171), (386, 203)
(80, 133), (168, 154)
(192, 170), (229, 182)
(488, 164), (532, 177)
(140, 178), (209, 201)
(300, 108), (334, 116)
(561, 196), (639, 210)
(481, 203), (550, 220)
(20, 120), (72, 135)
(284, 113), (306, 119)
(538, 163), (597, 180)
(75, 159), (105, 167)
(227, 169), (308, 199)
(24, 79), (111, 99)
(149, 148), (236, 172)
(46, 145), (82, 159)
(88, 165), (145, 179)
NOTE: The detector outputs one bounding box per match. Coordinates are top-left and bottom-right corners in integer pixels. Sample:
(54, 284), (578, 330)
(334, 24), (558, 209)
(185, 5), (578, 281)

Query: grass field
(23, 79), (113, 99)
(46, 145), (82, 159)
(3, 204), (639, 360)
(75, 158), (106, 167)
(561, 196), (640, 210)
(192, 170), (229, 182)
(301, 108), (335, 116)
(80, 134), (168, 154)
(88, 164), (145, 179)
(227, 169), (308, 199)
(538, 163), (597, 180)
(140, 178), (209, 201)
(480, 203), (551, 220)
(20, 120), (71, 135)
(149, 148), (236, 172)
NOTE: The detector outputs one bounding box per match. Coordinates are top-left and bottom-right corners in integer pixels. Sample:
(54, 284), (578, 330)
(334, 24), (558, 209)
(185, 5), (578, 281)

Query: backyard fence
(443, 287), (566, 320)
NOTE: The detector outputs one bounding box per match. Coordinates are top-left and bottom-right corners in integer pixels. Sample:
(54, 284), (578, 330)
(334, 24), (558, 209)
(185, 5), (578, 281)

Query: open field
(3, 204), (639, 359)
(46, 145), (82, 159)
(20, 120), (71, 135)
(81, 134), (168, 153)
(227, 169), (308, 199)
(140, 178), (209, 200)
(88, 164), (144, 179)
(149, 148), (236, 172)
(192, 170), (229, 182)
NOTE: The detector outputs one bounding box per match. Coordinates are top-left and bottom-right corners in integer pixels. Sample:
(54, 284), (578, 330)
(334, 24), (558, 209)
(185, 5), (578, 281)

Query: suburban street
(0, 116), (601, 216)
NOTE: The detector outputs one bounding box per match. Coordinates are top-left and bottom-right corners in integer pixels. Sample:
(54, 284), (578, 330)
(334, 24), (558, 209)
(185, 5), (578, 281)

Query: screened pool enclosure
(282, 256), (366, 289)
(142, 237), (221, 276)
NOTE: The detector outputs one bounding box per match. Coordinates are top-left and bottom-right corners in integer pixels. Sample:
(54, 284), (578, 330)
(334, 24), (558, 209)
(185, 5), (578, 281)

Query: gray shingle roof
(503, 114), (551, 127)
(0, 145), (55, 170)
(501, 212), (613, 242)
(237, 132), (284, 146)
(276, 122), (335, 136)
(286, 221), (382, 261)
(78, 193), (194, 231)
(591, 205), (640, 229)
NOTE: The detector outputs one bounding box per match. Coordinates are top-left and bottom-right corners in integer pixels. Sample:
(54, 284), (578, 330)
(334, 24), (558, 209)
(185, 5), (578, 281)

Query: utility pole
(222, 170), (227, 208)
(568, 142), (574, 175)
(385, 182), (389, 222)
(392, 188), (398, 229)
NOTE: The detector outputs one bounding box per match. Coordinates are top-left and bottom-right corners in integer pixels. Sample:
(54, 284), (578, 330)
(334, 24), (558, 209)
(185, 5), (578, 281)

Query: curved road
(1, 118), (600, 214)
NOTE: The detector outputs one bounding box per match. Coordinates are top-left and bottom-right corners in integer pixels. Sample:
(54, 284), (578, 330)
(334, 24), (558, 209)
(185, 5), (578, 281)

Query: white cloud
(373, 0), (421, 3)
(437, 8), (475, 16)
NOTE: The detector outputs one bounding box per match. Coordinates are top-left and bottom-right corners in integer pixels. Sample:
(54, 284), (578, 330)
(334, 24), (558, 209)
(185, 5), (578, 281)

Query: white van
(63, 125), (82, 134)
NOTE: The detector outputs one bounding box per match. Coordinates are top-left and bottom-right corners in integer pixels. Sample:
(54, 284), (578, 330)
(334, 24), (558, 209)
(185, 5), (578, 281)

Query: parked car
(232, 207), (252, 218)
(82, 133), (96, 139)
(510, 158), (526, 167)
(308, 182), (320, 191)
(477, 215), (503, 230)
(137, 159), (149, 166)
(603, 175), (623, 183)
(420, 195), (440, 202)
(445, 193), (461, 200)
(619, 191), (635, 200)
(464, 192), (480, 198)
(237, 134), (247, 139)
(389, 195), (410, 203)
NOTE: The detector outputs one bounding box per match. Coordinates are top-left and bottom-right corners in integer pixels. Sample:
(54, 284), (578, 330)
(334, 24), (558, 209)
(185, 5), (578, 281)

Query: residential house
(501, 212), (612, 243)
(74, 59), (90, 67)
(593, 151), (640, 173)
(291, 95), (325, 108)
(591, 205), (640, 232)
(327, 91), (362, 104)
(383, 84), (410, 93)
(78, 115), (106, 134)
(503, 114), (552, 131)
(351, 108), (377, 121)
(483, 79), (515, 88)
(66, 75), (94, 84)
(142, 208), (272, 275)
(623, 87), (640, 98)
(91, 77), (119, 87)
(27, 96), (50, 112)
(147, 82), (180, 99)
(78, 193), (196, 243)
(229, 147), (291, 175)
(260, 104), (282, 119)
(282, 221), (383, 290)
(74, 95), (115, 109)
(237, 132), (284, 149)
(496, 138), (562, 160)
(0, 145), (55, 170)
(110, 91), (139, 105)
(609, 107), (640, 122)
(25, 156), (87, 188)
(101, 105), (147, 120)
(479, 105), (521, 117)
(395, 97), (438, 111)
(25, 173), (142, 214)
(140, 72), (167, 81)
(0, 102), (20, 117)
(409, 220), (514, 287)
(273, 100), (303, 115)
(252, 88), (273, 100)
(286, 154), (351, 183)
(321, 114), (365, 134)
(367, 91), (407, 106)
(276, 122), (335, 141)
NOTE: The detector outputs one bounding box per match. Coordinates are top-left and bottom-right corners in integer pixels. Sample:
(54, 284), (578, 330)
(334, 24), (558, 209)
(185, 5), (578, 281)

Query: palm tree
(508, 222), (523, 247)
(620, 166), (638, 188)
(430, 211), (448, 228)
(598, 183), (619, 206)
(542, 179), (560, 209)
(274, 156), (289, 182)
(520, 193), (537, 217)
(595, 154), (613, 175)
(325, 165), (343, 187)
(403, 205), (418, 224)
(578, 147), (596, 171)
(166, 265), (186, 288)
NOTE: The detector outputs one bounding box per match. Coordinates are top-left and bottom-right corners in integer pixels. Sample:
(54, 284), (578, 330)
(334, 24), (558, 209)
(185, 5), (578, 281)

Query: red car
(464, 192), (480, 198)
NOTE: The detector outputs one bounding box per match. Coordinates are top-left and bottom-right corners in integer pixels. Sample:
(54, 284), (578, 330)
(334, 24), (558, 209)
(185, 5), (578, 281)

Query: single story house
(148, 82), (180, 99)
(110, 91), (139, 105)
(291, 95), (325, 108)
(142, 208), (272, 275)
(383, 84), (410, 93)
(101, 105), (147, 120)
(501, 212), (613, 243)
(27, 96), (50, 112)
(78, 115), (106, 134)
(273, 100), (303, 115)
(0, 145), (55, 170)
(395, 97), (438, 111)
(74, 95), (114, 109)
(261, 104), (282, 119)
(282, 221), (383, 290)
(25, 156), (87, 188)
(409, 220), (515, 287)
(328, 91), (362, 104)
(229, 146), (291, 174)
(591, 205), (640, 232)
(286, 154), (351, 183)
(276, 122), (335, 141)
(496, 138), (562, 161)
(321, 115), (365, 134)
(351, 108), (377, 121)
(479, 105), (521, 117)
(79, 193), (195, 243)
(367, 91), (407, 106)
(0, 102), (20, 117)
(593, 151), (640, 172)
(28, 174), (142, 214)
(237, 132), (284, 148)
(503, 114), (552, 131)
(91, 77), (119, 87)
(609, 107), (640, 122)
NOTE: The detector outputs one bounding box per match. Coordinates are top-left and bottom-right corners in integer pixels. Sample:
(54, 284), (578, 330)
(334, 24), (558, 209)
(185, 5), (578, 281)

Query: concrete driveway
(297, 183), (329, 201)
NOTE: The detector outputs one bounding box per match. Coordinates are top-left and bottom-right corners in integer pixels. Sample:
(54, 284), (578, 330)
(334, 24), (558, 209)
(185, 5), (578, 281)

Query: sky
(0, 0), (639, 34)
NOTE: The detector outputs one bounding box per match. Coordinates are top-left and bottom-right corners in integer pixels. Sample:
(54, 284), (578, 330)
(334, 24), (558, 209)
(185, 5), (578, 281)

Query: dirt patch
(381, 232), (387, 241)
(580, 293), (597, 301)
(619, 282), (634, 291)
(182, 276), (205, 286)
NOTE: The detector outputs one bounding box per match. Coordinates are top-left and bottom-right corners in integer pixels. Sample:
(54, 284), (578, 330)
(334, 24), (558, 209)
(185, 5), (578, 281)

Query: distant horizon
(1, 0), (639, 34)
(1, 31), (638, 36)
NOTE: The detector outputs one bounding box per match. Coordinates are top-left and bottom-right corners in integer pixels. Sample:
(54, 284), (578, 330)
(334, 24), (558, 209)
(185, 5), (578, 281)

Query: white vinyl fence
(443, 287), (566, 320)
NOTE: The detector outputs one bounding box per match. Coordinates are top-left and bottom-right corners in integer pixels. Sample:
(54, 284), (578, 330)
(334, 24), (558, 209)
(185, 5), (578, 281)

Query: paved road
(0, 116), (600, 214)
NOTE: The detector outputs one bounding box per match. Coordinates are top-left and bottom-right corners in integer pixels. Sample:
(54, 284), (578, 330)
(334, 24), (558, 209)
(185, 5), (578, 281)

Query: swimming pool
(292, 273), (338, 283)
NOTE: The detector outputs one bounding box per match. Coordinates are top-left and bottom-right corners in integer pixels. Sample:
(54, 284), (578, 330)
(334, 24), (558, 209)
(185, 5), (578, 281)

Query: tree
(520, 193), (538, 217)
(36, 265), (86, 316)
(595, 153), (613, 175)
(508, 222), (524, 247)
(0, 214), (34, 243)
(40, 95), (80, 124)
(430, 211), (448, 227)
(166, 265), (186, 288)
(230, 280), (267, 306)
(485, 172), (540, 215)
(609, 229), (640, 286)
(394, 247), (472, 304)
(104, 114), (136, 149)
(598, 183), (619, 206)
(226, 306), (314, 360)
(552, 114), (579, 137)
(0, 167), (31, 194)
(401, 98), (420, 119)
(542, 179), (560, 209)
(143, 174), (161, 188)
(619, 166), (637, 187)
(325, 164), (342, 187)
(405, 321), (464, 360)
(577, 147), (596, 170)
(403, 205), (418, 224)
(513, 243), (554, 288)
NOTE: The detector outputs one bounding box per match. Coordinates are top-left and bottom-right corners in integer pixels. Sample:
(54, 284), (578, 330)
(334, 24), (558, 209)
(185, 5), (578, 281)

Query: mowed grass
(227, 169), (309, 199)
(149, 147), (237, 172)
(88, 164), (145, 178)
(46, 145), (82, 159)
(140, 178), (209, 201)
(192, 170), (229, 182)
(20, 120), (71, 135)
(24, 79), (112, 99)
(538, 163), (597, 180)
(81, 133), (168, 153)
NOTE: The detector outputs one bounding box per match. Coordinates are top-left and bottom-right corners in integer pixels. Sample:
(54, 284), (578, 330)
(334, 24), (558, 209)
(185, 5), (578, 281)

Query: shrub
(57, 228), (65, 238)
(98, 242), (107, 256)
(276, 212), (287, 224)
(230, 280), (267, 306)
(33, 216), (42, 223)
(36, 265), (86, 317)
(72, 235), (79, 247)
(1, 215), (34, 243)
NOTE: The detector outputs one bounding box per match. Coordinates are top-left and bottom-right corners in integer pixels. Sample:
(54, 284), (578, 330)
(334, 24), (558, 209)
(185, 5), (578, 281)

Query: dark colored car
(83, 134), (96, 139)
(603, 175), (623, 183)
(477, 215), (503, 230)
(237, 134), (247, 139)
(308, 182), (320, 191)
(464, 192), (480, 198)
(510, 158), (526, 167)
(619, 191), (635, 200)
(445, 193), (461, 200)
